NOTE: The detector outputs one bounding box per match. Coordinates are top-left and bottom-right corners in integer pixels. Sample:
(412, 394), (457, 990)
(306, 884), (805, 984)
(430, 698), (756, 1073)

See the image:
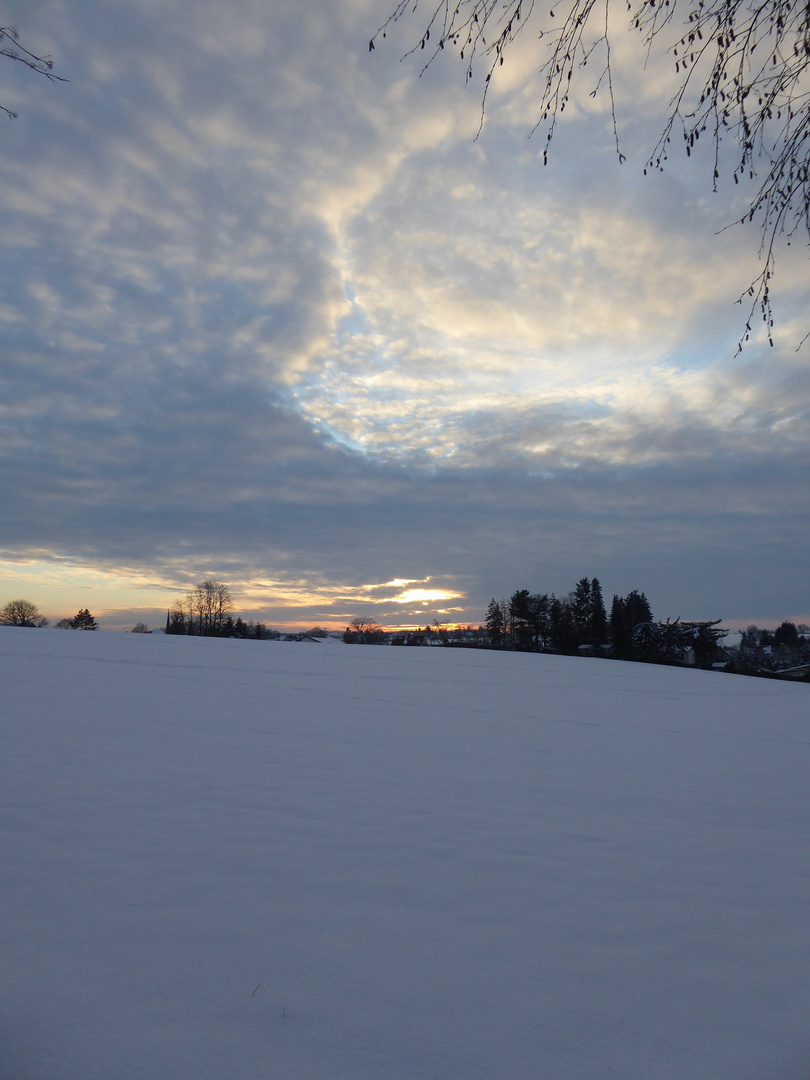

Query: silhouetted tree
(774, 621), (799, 648)
(548, 594), (576, 652)
(71, 609), (98, 630)
(609, 595), (632, 659)
(633, 619), (661, 662)
(172, 580), (234, 636)
(655, 618), (692, 662)
(590, 579), (608, 644)
(528, 593), (550, 648)
(509, 589), (533, 647)
(688, 619), (729, 665)
(0, 598), (48, 627)
(345, 617), (383, 643)
(625, 590), (653, 630)
(572, 578), (593, 644)
(485, 597), (505, 646)
(609, 590), (652, 658)
(568, 577), (609, 647)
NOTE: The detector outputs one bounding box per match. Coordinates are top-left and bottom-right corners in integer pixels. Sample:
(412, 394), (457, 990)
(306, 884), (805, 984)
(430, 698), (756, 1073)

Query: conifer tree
(549, 595), (576, 652)
(590, 579), (608, 645)
(572, 578), (593, 643)
(528, 593), (549, 649)
(485, 598), (504, 646)
(624, 590), (653, 631)
(690, 620), (728, 665)
(774, 621), (799, 648)
(71, 609), (98, 630)
(609, 595), (632, 659)
(509, 589), (532, 647)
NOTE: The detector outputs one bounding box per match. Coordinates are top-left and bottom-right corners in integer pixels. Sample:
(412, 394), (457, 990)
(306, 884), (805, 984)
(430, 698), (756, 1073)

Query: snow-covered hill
(2, 628), (808, 1079)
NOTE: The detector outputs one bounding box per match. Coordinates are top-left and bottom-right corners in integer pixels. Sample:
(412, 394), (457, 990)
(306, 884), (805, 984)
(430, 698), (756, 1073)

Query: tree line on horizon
(166, 580), (279, 639)
(0, 599), (97, 630)
(5, 580), (806, 675)
(344, 579), (732, 668)
(484, 578), (730, 666)
(481, 579), (809, 672)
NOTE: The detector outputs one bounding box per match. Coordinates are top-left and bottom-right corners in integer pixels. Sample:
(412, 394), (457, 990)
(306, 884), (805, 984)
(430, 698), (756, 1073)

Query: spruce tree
(549, 595), (575, 653)
(609, 595), (632, 659)
(624, 590), (653, 631)
(509, 589), (532, 648)
(590, 579), (608, 645)
(485, 598), (504, 646)
(572, 578), (593, 644)
(71, 609), (98, 631)
(528, 593), (549, 649)
(774, 621), (799, 648)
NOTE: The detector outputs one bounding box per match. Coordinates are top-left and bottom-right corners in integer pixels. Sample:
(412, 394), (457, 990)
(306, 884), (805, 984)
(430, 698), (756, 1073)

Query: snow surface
(2, 628), (809, 1080)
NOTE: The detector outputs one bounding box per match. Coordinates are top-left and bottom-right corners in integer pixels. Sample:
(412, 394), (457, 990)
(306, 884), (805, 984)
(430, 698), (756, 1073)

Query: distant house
(775, 663), (810, 680)
(577, 643), (611, 658)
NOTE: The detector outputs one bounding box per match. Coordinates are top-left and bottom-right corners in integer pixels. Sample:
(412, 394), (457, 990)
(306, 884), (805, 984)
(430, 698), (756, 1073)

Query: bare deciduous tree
(371, 0), (810, 344)
(0, 598), (48, 626)
(345, 616), (384, 643)
(173, 580), (235, 636)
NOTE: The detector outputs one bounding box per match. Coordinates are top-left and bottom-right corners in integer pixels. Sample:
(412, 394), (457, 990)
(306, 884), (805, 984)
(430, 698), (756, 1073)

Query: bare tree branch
(370, 0), (810, 346)
(1, 25), (67, 118)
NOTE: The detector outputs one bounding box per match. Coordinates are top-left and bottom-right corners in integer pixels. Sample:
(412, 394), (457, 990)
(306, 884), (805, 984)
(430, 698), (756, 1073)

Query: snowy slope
(1, 628), (808, 1080)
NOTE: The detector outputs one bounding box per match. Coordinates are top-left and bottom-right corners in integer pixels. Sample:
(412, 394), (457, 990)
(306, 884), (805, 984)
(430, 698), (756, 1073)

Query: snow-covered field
(2, 628), (808, 1080)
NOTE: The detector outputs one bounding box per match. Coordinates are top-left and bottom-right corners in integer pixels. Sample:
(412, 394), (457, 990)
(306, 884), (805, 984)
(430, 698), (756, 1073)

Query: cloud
(0, 0), (807, 631)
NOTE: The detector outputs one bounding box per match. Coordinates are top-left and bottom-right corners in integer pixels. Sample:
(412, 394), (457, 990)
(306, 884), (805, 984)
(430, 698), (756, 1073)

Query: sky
(0, 0), (808, 631)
